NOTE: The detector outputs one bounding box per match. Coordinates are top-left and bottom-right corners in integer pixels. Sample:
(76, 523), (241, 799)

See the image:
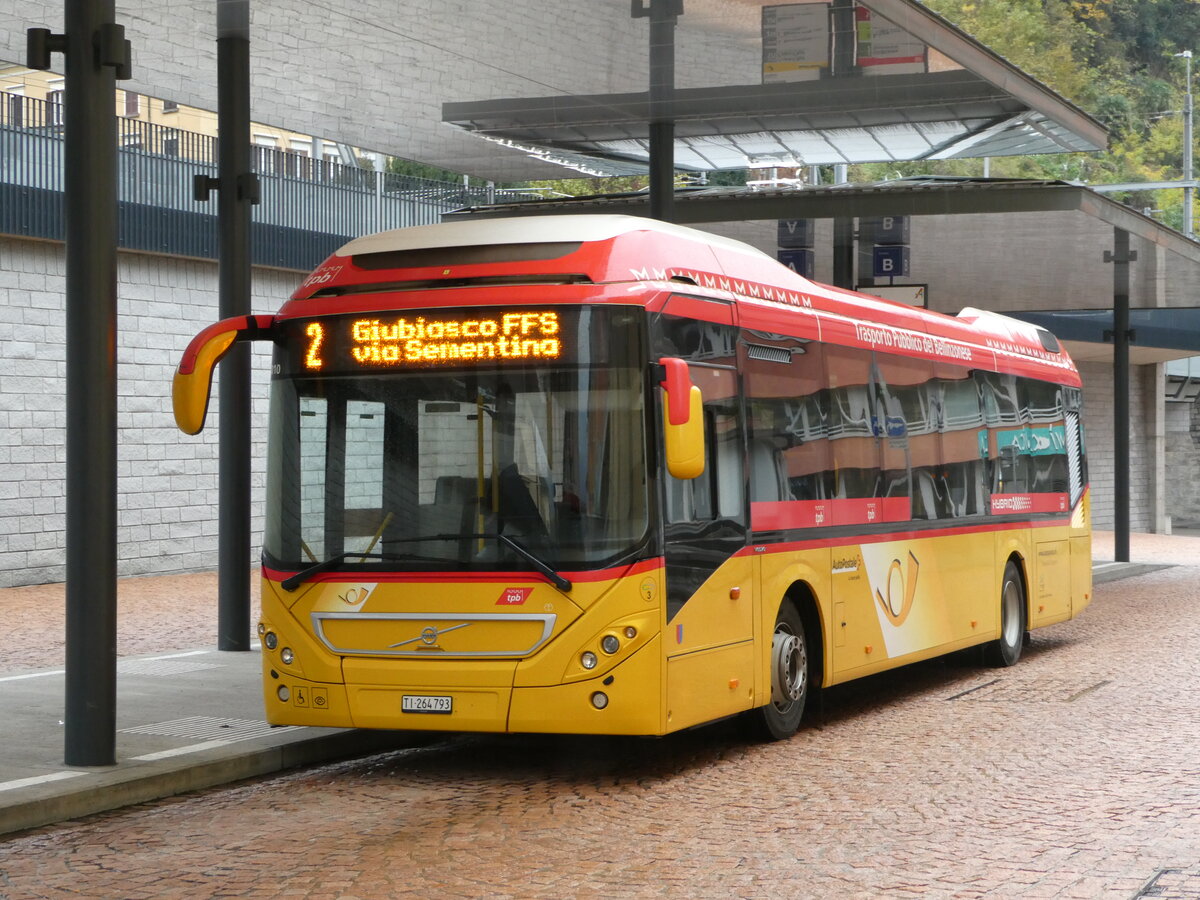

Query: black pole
(217, 0), (253, 650)
(60, 0), (122, 766)
(639, 0), (680, 222)
(833, 218), (854, 289)
(1106, 229), (1135, 563)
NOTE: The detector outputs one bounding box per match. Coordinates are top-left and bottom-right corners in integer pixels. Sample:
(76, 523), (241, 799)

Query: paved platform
(0, 647), (422, 836)
(0, 529), (1189, 838)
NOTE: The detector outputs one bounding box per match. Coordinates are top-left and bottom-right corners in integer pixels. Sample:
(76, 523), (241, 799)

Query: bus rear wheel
(750, 602), (809, 741)
(984, 561), (1025, 667)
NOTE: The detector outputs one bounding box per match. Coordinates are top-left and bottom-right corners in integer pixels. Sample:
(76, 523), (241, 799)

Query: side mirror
(173, 314), (274, 435)
(659, 357), (705, 480)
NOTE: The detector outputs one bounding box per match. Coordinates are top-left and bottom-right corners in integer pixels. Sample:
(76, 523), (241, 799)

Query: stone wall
(1165, 398), (1200, 529)
(0, 236), (289, 587)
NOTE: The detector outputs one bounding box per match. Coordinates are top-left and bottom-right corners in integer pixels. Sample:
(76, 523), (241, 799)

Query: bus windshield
(263, 307), (650, 575)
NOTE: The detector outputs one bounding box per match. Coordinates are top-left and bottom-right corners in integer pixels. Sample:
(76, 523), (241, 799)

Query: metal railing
(1, 93), (536, 271)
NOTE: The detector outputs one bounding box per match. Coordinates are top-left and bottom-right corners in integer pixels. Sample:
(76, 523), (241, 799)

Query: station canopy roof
(442, 0), (1107, 176)
(1009, 308), (1200, 365)
(2, 0), (1106, 183)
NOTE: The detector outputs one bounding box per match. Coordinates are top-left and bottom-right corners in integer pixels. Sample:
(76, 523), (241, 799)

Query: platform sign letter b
(872, 245), (910, 278)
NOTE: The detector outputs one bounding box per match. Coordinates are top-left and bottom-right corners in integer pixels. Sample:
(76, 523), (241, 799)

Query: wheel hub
(771, 628), (806, 707)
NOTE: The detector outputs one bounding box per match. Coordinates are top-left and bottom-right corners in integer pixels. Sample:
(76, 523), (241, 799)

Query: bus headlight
(264, 632), (278, 650)
(280, 647), (294, 665)
(601, 634), (620, 654)
(581, 651), (598, 670)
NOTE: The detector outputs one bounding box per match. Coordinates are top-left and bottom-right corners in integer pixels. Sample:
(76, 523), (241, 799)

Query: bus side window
(1021, 378), (1069, 495)
(936, 365), (987, 518)
(664, 366), (742, 524)
(826, 342), (880, 500)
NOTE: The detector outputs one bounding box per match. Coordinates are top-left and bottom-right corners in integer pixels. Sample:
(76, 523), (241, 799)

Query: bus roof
(290, 214), (1077, 385)
(334, 214), (769, 262)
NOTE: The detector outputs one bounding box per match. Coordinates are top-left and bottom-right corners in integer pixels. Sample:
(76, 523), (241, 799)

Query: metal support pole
(35, 0), (129, 767)
(832, 164), (853, 289)
(1105, 229), (1136, 563)
(1184, 52), (1194, 239)
(636, 0), (680, 222)
(833, 218), (854, 289)
(217, 0), (253, 650)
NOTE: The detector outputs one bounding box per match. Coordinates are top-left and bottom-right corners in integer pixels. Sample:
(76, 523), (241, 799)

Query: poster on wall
(762, 3), (830, 83)
(855, 5), (927, 76)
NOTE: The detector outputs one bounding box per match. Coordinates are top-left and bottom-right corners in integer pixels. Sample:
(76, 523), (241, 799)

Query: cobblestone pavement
(1, 536), (1199, 898)
(0, 571), (262, 674)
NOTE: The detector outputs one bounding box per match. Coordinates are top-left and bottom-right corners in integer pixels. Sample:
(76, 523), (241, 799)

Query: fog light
(601, 634), (620, 654)
(264, 631), (278, 650)
(280, 647), (294, 665)
(624, 626), (637, 639)
(591, 692), (609, 710)
(277, 685), (290, 702)
(581, 651), (598, 670)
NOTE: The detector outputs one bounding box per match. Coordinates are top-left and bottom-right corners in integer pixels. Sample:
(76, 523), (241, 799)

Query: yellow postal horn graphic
(875, 551), (920, 627)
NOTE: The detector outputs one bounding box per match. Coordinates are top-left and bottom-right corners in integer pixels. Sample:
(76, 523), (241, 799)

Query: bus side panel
(1070, 489), (1093, 616)
(665, 555), (755, 656)
(833, 532), (995, 680)
(665, 641), (757, 732)
(757, 547), (831, 702)
(1031, 535), (1072, 626)
(996, 528), (1034, 632)
(1071, 534), (1092, 616)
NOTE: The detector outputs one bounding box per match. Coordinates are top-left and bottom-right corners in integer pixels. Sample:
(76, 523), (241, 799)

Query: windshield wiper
(280, 551), (407, 592)
(468, 532), (572, 593)
(281, 534), (572, 593)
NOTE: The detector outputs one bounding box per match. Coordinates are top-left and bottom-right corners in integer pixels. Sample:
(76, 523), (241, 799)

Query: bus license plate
(402, 694), (452, 714)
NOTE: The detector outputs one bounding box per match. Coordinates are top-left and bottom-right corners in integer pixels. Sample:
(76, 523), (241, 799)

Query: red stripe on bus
(741, 515), (1076, 555)
(262, 556), (663, 587)
(751, 497), (911, 530)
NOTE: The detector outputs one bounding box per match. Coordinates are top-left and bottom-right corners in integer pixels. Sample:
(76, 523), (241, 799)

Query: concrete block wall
(1165, 399), (1200, 527)
(0, 235), (292, 587)
(1076, 360), (1154, 531)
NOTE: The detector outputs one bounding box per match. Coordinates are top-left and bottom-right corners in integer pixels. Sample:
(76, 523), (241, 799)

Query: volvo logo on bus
(389, 622), (470, 650)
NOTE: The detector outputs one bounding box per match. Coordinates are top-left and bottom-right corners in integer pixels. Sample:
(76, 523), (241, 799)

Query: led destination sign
(298, 310), (563, 372)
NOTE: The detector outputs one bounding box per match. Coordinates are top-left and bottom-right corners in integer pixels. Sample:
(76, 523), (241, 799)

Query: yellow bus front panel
(509, 635), (665, 734)
(259, 564), (668, 733)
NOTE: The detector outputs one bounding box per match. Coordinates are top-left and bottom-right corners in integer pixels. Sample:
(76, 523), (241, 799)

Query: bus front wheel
(984, 561), (1025, 667)
(750, 602), (809, 740)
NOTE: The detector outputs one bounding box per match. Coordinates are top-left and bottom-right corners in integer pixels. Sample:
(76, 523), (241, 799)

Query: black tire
(749, 602), (810, 741)
(984, 561), (1025, 667)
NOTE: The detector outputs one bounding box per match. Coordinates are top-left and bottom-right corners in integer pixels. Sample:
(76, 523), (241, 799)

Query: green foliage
(385, 156), (464, 183)
(918, 0), (1200, 231)
(500, 0), (1200, 233)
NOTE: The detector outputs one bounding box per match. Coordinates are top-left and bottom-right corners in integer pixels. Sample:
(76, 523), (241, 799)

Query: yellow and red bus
(173, 215), (1090, 740)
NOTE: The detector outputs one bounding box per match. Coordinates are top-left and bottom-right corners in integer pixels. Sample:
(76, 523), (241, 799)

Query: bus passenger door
(662, 365), (754, 654)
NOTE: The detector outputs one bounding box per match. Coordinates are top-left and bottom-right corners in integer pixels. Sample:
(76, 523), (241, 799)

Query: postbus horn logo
(875, 551), (920, 627)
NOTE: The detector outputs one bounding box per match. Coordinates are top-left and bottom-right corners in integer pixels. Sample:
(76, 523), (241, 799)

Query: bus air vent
(1036, 328), (1061, 353)
(310, 272), (594, 297)
(352, 241), (583, 270)
(746, 343), (792, 364)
